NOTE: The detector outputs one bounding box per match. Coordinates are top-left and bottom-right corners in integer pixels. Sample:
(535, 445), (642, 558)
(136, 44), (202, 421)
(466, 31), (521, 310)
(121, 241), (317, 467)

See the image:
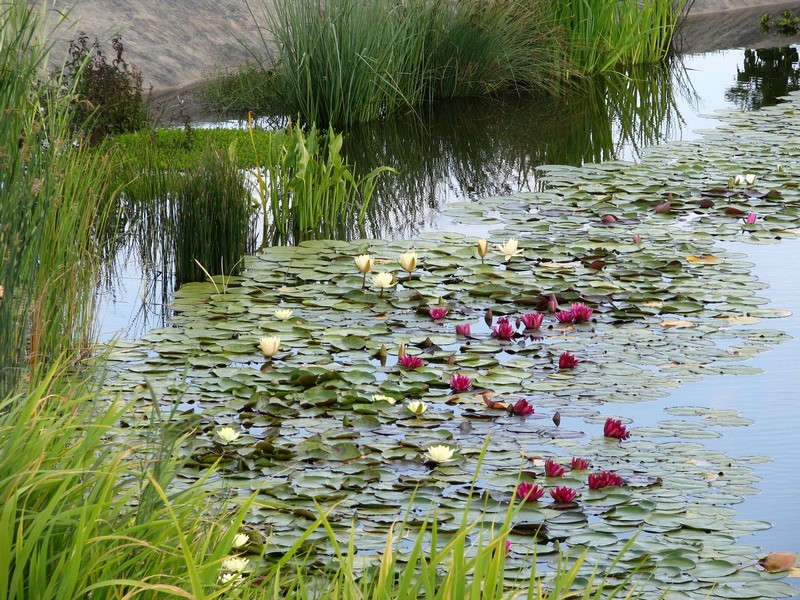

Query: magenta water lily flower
(450, 373), (472, 392)
(455, 323), (472, 336)
(588, 471), (625, 490)
(398, 354), (424, 370)
(520, 312), (544, 329)
(570, 302), (593, 323)
(429, 307), (448, 320)
(505, 539), (512, 554)
(554, 310), (575, 323)
(544, 458), (566, 478)
(745, 212), (758, 225)
(604, 417), (631, 440)
(510, 397), (534, 416)
(515, 482), (545, 502)
(558, 351), (578, 369)
(491, 317), (516, 340)
(570, 457), (590, 471)
(633, 233), (642, 244)
(549, 486), (578, 503)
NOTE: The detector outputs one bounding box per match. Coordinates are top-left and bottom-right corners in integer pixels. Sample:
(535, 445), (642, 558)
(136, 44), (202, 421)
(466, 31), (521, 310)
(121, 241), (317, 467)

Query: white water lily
(354, 254), (374, 274)
(495, 238), (523, 262)
(216, 427), (241, 444)
(406, 400), (428, 415)
(219, 572), (244, 585)
(274, 308), (293, 320)
(399, 250), (418, 273)
(372, 393), (397, 405)
(733, 173), (756, 186)
(477, 238), (488, 259)
(371, 272), (394, 290)
(221, 556), (249, 573)
(424, 444), (456, 463)
(258, 336), (281, 358)
(232, 533), (250, 549)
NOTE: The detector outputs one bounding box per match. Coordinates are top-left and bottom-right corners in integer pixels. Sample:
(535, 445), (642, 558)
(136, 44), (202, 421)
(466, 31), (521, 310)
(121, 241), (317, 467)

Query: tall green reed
(0, 0), (117, 392)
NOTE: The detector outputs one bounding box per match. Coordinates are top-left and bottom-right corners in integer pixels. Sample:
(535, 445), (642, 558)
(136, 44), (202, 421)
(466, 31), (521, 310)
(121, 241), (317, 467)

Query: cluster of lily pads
(98, 92), (800, 598)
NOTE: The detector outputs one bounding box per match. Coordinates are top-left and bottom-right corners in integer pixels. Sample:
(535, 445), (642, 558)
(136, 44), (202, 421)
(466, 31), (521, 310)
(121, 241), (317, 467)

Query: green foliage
(549, 0), (690, 75)
(235, 0), (569, 127)
(760, 10), (800, 37)
(174, 142), (255, 285)
(0, 0), (117, 391)
(60, 32), (148, 141)
(249, 121), (397, 245)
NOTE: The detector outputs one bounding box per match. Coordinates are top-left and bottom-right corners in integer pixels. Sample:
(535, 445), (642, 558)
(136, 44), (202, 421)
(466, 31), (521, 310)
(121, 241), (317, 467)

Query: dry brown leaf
(760, 552), (797, 573)
(661, 319), (696, 329)
(686, 254), (722, 265)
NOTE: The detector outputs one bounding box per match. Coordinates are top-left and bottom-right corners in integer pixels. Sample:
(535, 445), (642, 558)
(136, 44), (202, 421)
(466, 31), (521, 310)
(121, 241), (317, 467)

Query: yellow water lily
(371, 272), (395, 296)
(406, 400), (428, 415)
(399, 250), (417, 273)
(258, 336), (281, 358)
(424, 444), (456, 463)
(232, 533), (250, 548)
(372, 393), (397, 405)
(477, 238), (488, 261)
(216, 427), (241, 444)
(354, 254), (373, 274)
(273, 308), (293, 320)
(495, 238), (523, 262)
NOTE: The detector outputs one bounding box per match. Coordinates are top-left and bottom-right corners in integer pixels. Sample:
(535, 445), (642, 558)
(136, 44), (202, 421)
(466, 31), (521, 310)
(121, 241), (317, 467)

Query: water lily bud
(398, 342), (406, 358)
(399, 250), (417, 273)
(258, 336), (281, 358)
(477, 238), (489, 258)
(354, 254), (373, 274)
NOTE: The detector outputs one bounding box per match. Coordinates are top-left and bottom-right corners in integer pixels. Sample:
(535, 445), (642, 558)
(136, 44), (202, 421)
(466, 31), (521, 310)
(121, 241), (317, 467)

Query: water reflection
(725, 46), (800, 111)
(346, 60), (695, 240)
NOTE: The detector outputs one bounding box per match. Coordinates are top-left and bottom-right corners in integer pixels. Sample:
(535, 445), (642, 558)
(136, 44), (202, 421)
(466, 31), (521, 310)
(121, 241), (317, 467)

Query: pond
(98, 45), (800, 597)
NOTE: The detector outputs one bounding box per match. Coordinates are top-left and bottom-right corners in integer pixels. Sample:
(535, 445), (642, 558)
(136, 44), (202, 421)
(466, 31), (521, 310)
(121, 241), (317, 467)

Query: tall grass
(551, 0), (692, 75)
(251, 0), (569, 127)
(0, 0), (117, 392)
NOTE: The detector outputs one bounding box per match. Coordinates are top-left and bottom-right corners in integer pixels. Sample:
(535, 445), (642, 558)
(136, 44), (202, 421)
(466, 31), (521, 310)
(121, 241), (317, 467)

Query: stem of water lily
(361, 272), (366, 290)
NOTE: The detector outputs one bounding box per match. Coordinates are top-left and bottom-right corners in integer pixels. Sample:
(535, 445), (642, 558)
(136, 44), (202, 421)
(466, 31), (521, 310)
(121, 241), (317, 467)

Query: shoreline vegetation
(3, 0), (799, 598)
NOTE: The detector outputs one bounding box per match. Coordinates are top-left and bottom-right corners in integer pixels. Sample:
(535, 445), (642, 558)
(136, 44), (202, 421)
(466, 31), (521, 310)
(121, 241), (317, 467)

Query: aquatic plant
(516, 482), (545, 502)
(558, 352), (579, 369)
(604, 418), (632, 440)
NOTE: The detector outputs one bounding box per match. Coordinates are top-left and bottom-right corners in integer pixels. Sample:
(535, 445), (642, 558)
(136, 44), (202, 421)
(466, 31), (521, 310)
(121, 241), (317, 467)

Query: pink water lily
(547, 294), (559, 313)
(510, 397), (534, 416)
(588, 471), (625, 490)
(455, 323), (472, 336)
(549, 486), (578, 503)
(604, 417), (631, 440)
(450, 373), (472, 392)
(429, 307), (448, 320)
(520, 312), (544, 329)
(745, 212), (758, 225)
(570, 457), (590, 471)
(515, 482), (545, 502)
(544, 458), (566, 478)
(554, 310), (575, 323)
(398, 354), (424, 370)
(570, 302), (593, 323)
(491, 317), (516, 340)
(558, 351), (578, 369)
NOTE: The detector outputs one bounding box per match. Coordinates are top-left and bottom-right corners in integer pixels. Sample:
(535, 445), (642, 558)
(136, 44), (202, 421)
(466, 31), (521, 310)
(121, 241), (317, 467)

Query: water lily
(495, 238), (523, 262)
(745, 212), (758, 225)
(549, 486), (578, 503)
(429, 307), (448, 320)
(570, 302), (593, 323)
(273, 308), (293, 320)
(633, 233), (642, 244)
(515, 482), (545, 502)
(424, 444), (456, 463)
(258, 336), (281, 358)
(371, 393), (397, 404)
(491, 317), (516, 340)
(520, 313), (544, 329)
(221, 556), (249, 573)
(477, 238), (489, 262)
(558, 351), (578, 369)
(232, 533), (250, 549)
(547, 294), (559, 313)
(733, 173), (756, 186)
(216, 426), (241, 444)
(604, 417), (631, 440)
(455, 323), (472, 336)
(398, 354), (424, 370)
(544, 458), (566, 478)
(449, 373), (472, 392)
(399, 250), (417, 273)
(570, 457), (590, 471)
(505, 539), (512, 554)
(355, 254), (373, 289)
(371, 272), (395, 296)
(554, 310), (575, 324)
(406, 400), (428, 415)
(219, 572), (244, 585)
(509, 397), (534, 416)
(588, 471), (625, 490)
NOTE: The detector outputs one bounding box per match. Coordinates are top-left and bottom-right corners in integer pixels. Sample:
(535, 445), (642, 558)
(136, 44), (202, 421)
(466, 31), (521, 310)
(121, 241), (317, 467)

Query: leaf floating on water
(761, 552), (797, 573)
(686, 254), (722, 265)
(661, 319), (696, 329)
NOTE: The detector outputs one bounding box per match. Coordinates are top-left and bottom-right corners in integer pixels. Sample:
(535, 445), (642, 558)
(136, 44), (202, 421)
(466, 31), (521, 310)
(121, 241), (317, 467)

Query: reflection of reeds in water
(342, 58), (695, 240)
